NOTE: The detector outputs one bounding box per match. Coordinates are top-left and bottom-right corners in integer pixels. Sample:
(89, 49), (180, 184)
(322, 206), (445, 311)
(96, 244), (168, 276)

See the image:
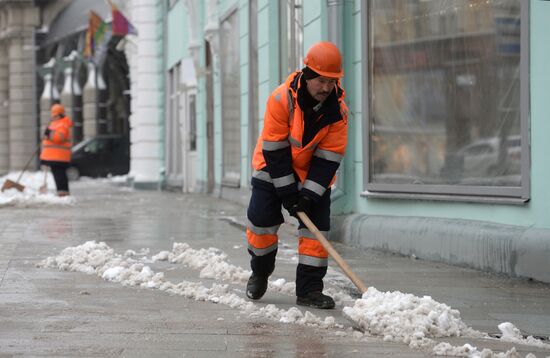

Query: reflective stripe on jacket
(40, 116), (73, 163)
(251, 71), (348, 201)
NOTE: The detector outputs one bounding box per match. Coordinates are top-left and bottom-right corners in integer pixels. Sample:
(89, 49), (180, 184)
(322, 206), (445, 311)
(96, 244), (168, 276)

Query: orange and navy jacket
(251, 71), (348, 202)
(40, 116), (73, 163)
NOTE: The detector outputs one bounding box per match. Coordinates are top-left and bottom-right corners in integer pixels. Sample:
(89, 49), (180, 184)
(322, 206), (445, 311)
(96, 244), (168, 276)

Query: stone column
(97, 69), (108, 135)
(124, 0), (165, 187)
(60, 67), (74, 122)
(82, 62), (98, 138)
(0, 43), (9, 174)
(72, 73), (83, 144)
(8, 34), (36, 170)
(39, 73), (59, 136)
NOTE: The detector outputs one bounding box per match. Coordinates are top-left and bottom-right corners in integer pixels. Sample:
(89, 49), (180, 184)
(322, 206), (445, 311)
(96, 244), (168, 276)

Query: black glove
(282, 194), (299, 215)
(289, 194), (313, 218)
(44, 128), (51, 137)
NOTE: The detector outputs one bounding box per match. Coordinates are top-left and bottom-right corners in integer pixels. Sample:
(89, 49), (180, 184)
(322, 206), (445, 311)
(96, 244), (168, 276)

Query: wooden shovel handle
(297, 211), (368, 294)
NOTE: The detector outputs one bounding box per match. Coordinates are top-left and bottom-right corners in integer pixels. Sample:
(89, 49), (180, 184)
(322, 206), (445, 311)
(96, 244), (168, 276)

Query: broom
(1, 146), (40, 192)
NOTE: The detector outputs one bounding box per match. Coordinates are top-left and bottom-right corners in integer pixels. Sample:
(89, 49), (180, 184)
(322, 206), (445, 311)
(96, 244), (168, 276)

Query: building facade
(1, 0), (548, 283)
(156, 0), (549, 283)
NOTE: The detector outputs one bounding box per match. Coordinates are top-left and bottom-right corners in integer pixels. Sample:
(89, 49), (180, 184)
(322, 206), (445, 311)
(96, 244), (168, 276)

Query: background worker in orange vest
(245, 42), (348, 309)
(40, 103), (73, 197)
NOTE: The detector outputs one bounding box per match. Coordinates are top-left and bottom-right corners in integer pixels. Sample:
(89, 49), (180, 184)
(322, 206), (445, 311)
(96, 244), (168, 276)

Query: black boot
(246, 273), (269, 300)
(296, 291), (335, 309)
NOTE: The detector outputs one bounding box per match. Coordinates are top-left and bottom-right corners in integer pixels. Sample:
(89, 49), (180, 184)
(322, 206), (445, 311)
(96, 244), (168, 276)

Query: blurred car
(68, 135), (130, 180)
(456, 135), (521, 177)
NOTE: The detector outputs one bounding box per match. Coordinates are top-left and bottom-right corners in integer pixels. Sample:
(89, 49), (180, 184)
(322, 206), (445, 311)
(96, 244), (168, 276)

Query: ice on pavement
(38, 240), (549, 357)
(0, 171), (75, 207)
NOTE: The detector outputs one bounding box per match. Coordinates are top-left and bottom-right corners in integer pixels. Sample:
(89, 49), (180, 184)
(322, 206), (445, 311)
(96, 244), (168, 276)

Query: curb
(331, 214), (550, 284)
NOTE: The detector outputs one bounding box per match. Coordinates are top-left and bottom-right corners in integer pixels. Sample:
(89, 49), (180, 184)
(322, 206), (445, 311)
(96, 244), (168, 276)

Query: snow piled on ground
(38, 241), (340, 330)
(498, 322), (550, 349)
(433, 342), (521, 357)
(0, 171), (75, 207)
(38, 240), (549, 358)
(343, 288), (483, 348)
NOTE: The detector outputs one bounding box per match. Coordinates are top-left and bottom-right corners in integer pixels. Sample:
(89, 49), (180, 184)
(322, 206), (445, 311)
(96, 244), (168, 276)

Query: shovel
(1, 146), (40, 192)
(297, 211), (369, 295)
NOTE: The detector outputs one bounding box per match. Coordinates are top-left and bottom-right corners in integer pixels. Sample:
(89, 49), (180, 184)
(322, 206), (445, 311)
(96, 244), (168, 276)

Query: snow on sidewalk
(38, 240), (550, 357)
(0, 171), (75, 207)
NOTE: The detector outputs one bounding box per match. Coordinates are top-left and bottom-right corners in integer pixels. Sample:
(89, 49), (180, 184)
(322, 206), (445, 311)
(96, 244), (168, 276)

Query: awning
(42, 0), (111, 47)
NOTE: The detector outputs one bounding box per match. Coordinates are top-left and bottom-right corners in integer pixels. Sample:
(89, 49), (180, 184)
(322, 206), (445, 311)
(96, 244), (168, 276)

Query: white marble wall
(82, 63), (98, 138)
(0, 3), (40, 171)
(39, 73), (58, 140)
(8, 35), (36, 170)
(124, 0), (164, 185)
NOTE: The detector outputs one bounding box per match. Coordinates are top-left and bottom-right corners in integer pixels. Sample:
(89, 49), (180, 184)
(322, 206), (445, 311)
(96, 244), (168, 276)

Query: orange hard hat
(303, 41), (344, 78)
(51, 103), (65, 117)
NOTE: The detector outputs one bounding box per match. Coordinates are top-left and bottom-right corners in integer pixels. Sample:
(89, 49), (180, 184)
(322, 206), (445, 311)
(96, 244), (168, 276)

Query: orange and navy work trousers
(246, 181), (331, 296)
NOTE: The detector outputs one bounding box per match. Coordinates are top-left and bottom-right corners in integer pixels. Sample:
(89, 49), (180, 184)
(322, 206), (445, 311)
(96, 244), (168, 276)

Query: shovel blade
(1, 179), (25, 192)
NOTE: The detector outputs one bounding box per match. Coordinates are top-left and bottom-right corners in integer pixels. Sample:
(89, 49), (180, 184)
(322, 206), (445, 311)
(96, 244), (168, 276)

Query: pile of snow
(151, 242), (296, 296)
(151, 243), (251, 284)
(0, 171), (75, 207)
(498, 322), (550, 349)
(38, 241), (340, 330)
(434, 329), (546, 358)
(38, 240), (549, 357)
(433, 342), (521, 358)
(149, 242), (353, 304)
(343, 288), (483, 348)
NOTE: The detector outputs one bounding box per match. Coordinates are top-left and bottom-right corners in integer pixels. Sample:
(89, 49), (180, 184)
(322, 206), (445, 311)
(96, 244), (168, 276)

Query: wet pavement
(1, 180), (549, 357)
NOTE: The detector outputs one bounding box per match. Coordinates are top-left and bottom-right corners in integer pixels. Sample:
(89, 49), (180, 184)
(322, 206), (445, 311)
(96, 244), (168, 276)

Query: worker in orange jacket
(40, 103), (73, 196)
(246, 42), (348, 309)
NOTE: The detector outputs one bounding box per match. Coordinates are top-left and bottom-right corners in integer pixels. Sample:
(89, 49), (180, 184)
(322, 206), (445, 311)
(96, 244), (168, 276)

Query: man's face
(305, 76), (338, 102)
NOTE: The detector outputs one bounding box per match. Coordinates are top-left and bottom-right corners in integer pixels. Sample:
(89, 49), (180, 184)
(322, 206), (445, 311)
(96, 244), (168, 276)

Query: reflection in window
(220, 10), (240, 186)
(280, 0), (303, 80)
(369, 0), (523, 189)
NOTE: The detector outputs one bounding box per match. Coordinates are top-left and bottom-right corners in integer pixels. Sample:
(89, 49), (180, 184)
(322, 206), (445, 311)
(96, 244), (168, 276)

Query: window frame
(279, 0), (304, 81)
(361, 0), (531, 203)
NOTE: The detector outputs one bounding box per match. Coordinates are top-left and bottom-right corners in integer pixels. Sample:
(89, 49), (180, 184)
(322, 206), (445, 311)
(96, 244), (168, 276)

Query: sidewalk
(0, 180), (549, 357)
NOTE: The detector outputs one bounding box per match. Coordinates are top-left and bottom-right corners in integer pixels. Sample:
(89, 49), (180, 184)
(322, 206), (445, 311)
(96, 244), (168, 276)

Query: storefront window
(279, 0), (304, 80)
(366, 0), (529, 200)
(220, 9), (241, 187)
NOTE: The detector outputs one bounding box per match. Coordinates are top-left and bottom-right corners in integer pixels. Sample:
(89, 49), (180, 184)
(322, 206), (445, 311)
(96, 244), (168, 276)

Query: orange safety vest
(40, 116), (73, 163)
(251, 71), (348, 199)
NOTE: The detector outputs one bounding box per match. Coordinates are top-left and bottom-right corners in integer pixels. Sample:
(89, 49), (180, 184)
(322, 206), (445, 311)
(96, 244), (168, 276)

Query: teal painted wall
(302, 0), (327, 49)
(239, 0), (250, 187)
(195, 3), (207, 187)
(528, 0), (550, 228)
(348, 0), (550, 230)
(157, 0), (166, 177)
(166, 0), (189, 69)
(257, 1), (280, 132)
(184, 0), (549, 232)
